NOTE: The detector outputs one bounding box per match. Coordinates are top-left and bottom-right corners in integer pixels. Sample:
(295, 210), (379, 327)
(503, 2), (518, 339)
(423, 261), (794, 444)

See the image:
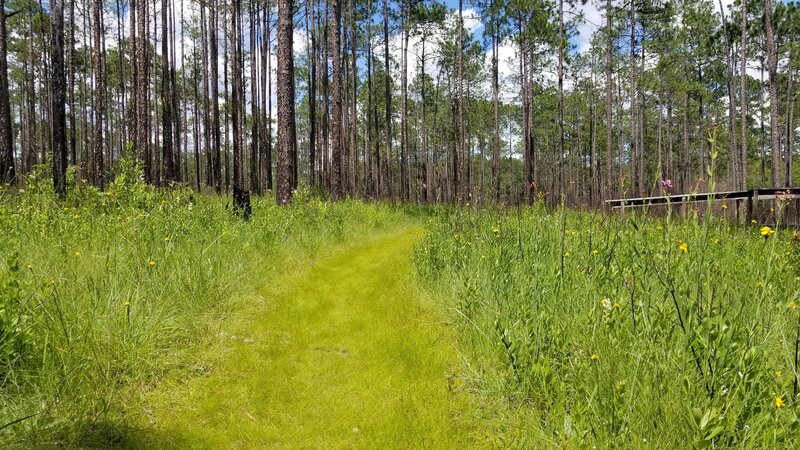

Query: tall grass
(416, 200), (800, 447)
(0, 162), (408, 445)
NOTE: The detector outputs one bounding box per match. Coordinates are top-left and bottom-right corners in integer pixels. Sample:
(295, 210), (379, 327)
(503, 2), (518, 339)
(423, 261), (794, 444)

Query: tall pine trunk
(0, 0), (15, 184)
(161, 0), (176, 182)
(276, 0), (295, 204)
(383, 0), (393, 199)
(765, 0), (781, 186)
(210, 0), (222, 192)
(136, 0), (150, 180)
(605, 0), (613, 200)
(51, 0), (68, 196)
(330, 0), (343, 199)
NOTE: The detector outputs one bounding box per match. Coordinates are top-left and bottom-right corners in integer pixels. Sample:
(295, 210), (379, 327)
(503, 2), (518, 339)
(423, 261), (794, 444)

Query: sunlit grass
(415, 201), (800, 447)
(0, 163), (410, 445)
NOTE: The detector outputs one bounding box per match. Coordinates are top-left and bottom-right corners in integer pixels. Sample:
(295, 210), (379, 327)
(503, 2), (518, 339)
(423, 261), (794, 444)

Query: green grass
(6, 159), (800, 448)
(415, 202), (800, 447)
(0, 165), (417, 446)
(119, 225), (478, 448)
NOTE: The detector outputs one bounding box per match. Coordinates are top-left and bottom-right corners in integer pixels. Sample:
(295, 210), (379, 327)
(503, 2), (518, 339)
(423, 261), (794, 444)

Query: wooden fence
(605, 187), (800, 224)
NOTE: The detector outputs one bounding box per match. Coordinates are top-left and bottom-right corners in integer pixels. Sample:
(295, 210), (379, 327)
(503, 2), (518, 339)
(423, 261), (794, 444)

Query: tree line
(0, 0), (797, 206)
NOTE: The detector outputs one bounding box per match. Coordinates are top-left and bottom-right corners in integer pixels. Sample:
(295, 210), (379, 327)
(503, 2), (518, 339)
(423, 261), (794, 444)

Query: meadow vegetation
(0, 160), (408, 445)
(4, 157), (800, 448)
(415, 200), (800, 447)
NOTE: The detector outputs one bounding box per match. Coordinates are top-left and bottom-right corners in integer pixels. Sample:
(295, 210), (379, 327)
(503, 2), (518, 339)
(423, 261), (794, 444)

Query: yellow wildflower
(752, 219), (758, 224)
(760, 226), (775, 238)
(74, 251), (81, 257)
(148, 260), (156, 267)
(564, 251), (571, 257)
(756, 281), (765, 288)
(592, 249), (599, 255)
(679, 242), (688, 253)
(590, 354), (599, 361)
(776, 370), (783, 378)
(775, 396), (785, 408)
(491, 226), (500, 236)
(721, 203), (728, 210)
(123, 300), (130, 307)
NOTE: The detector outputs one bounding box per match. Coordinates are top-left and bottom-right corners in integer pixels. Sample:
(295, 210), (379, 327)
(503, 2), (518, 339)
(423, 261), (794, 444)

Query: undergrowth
(416, 198), (800, 447)
(0, 160), (407, 445)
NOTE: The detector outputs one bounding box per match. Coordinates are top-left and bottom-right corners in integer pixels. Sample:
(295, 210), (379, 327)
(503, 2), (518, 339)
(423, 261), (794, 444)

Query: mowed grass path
(128, 225), (477, 448)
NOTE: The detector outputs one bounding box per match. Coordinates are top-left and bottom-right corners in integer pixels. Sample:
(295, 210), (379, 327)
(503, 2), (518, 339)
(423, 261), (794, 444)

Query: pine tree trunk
(68, 0), (77, 167)
(250, 0), (260, 193)
(401, 8), (409, 201)
(383, 0), (393, 200)
(349, 0), (357, 197)
(605, 0), (613, 200)
(266, 3), (273, 191)
(161, 0), (176, 183)
(456, 0), (465, 203)
(276, 0), (295, 204)
(786, 61), (795, 187)
(51, 0), (68, 196)
(231, 0), (243, 192)
(330, 0), (343, 199)
(491, 24), (500, 203)
(321, 11), (330, 191)
(92, 0), (105, 188)
(765, 0), (781, 186)
(0, 0), (15, 184)
(740, 0), (748, 188)
(201, 3), (211, 187)
(558, 0), (565, 200)
(210, 0), (222, 192)
(628, 0), (637, 195)
(307, 0), (317, 186)
(136, 0), (150, 181)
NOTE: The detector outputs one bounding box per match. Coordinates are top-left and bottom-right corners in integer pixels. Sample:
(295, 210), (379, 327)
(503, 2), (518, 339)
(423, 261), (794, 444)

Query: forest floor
(122, 224), (479, 448)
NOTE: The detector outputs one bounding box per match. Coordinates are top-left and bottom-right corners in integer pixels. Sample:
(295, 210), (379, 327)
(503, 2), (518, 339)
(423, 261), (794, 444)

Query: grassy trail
(128, 225), (476, 448)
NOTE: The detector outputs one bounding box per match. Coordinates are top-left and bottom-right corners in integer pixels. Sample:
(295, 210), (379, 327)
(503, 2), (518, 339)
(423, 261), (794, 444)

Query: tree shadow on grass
(7, 420), (196, 450)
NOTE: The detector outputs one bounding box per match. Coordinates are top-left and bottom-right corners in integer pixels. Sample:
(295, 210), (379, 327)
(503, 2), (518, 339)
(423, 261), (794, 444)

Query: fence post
(747, 189), (759, 224)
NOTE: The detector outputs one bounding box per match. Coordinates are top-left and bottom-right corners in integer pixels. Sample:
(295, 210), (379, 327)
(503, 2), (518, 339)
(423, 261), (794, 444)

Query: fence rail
(605, 188), (800, 223)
